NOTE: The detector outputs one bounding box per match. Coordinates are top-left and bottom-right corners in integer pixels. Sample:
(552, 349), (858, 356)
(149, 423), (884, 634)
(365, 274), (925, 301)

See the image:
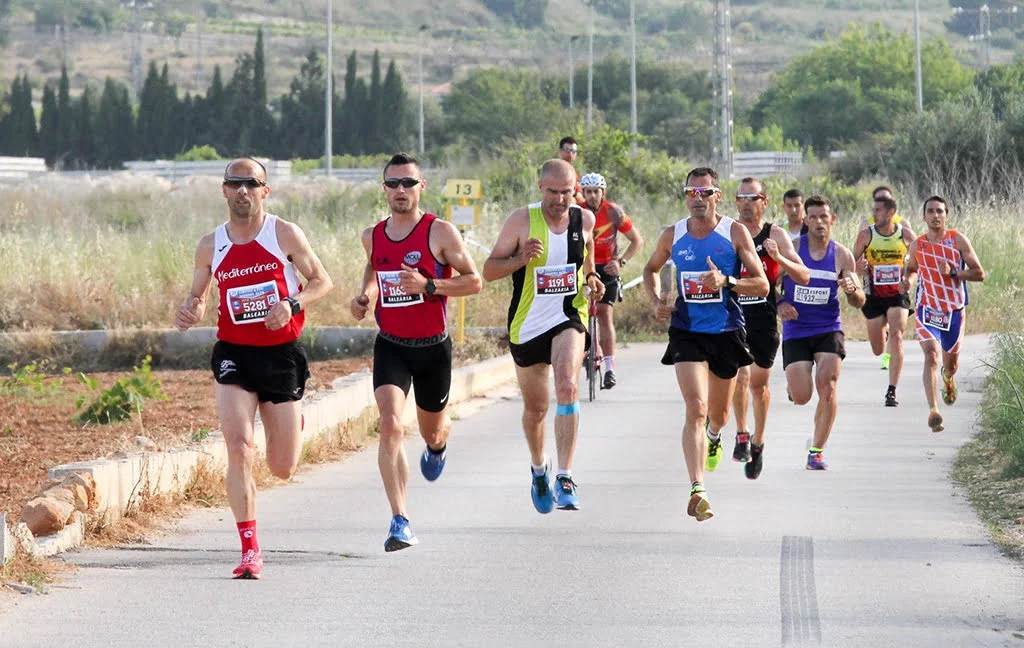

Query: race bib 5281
(679, 271), (722, 304)
(227, 280), (279, 324)
(534, 264), (578, 296)
(377, 270), (424, 308)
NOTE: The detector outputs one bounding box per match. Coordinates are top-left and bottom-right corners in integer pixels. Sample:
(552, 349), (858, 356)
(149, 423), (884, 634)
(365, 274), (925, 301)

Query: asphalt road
(1, 335), (1022, 647)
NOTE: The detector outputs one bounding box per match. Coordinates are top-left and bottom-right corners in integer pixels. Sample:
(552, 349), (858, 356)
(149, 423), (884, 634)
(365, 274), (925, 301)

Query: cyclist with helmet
(580, 172), (643, 389)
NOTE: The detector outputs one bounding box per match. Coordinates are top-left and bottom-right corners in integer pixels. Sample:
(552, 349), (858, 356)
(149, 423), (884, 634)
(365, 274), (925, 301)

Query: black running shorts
(861, 293), (911, 320)
(373, 335), (453, 413)
(660, 327), (753, 380)
(509, 321), (587, 368)
(744, 321), (781, 370)
(211, 339), (310, 404)
(782, 331), (847, 369)
(595, 263), (623, 306)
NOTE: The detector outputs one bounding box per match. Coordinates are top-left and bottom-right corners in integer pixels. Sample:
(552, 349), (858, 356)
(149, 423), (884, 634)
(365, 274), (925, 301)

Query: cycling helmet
(579, 172), (607, 190)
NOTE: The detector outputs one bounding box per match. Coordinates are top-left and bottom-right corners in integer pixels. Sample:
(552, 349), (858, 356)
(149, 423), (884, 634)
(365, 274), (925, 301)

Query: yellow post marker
(443, 179), (483, 345)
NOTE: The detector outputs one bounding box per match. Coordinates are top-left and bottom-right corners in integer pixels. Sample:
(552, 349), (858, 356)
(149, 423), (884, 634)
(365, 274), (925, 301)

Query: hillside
(0, 0), (1017, 111)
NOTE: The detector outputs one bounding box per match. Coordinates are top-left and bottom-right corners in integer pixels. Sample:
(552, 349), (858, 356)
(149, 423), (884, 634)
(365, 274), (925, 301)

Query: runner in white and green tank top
(507, 202), (589, 345)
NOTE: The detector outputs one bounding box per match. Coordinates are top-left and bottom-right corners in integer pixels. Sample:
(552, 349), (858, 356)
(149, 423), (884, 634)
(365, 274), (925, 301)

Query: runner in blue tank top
(642, 167), (768, 522)
(777, 195), (865, 471)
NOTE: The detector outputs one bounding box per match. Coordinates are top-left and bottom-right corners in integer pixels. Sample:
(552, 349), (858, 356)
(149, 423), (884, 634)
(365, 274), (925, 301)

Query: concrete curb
(1, 354), (516, 563)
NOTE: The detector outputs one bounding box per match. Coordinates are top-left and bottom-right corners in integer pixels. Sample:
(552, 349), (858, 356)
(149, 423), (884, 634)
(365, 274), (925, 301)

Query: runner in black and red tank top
(351, 152), (482, 553)
(174, 157), (334, 580)
(730, 177), (810, 479)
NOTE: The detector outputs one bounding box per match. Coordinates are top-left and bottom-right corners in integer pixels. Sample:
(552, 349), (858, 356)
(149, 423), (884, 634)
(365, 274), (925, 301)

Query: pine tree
(17, 74), (40, 156)
(95, 78), (134, 168)
(338, 50), (362, 155)
(71, 86), (97, 168)
(136, 62), (161, 158)
(0, 76), (18, 155)
(250, 27), (275, 156)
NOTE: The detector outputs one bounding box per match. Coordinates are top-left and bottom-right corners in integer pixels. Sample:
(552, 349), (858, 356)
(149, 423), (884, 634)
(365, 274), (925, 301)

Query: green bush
(980, 332), (1024, 477)
(174, 145), (223, 162)
(1, 360), (70, 399)
(74, 355), (167, 425)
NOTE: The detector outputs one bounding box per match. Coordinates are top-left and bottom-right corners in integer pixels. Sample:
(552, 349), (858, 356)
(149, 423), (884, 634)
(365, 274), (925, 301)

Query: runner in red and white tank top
(212, 214), (305, 346)
(902, 196), (986, 434)
(370, 213), (453, 340)
(174, 157), (334, 579)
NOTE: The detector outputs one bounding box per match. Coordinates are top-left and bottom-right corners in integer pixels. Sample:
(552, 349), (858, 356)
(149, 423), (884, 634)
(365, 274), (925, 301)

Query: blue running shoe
(531, 464), (554, 514)
(420, 445), (446, 482)
(554, 474), (580, 510)
(384, 515), (419, 552)
(806, 451), (829, 471)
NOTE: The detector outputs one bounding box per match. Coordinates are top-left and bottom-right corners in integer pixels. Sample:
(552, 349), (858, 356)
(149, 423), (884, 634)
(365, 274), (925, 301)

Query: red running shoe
(232, 549), (263, 580)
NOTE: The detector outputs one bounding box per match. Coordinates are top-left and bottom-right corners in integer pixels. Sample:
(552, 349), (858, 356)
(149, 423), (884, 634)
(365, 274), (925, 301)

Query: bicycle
(586, 291), (603, 402)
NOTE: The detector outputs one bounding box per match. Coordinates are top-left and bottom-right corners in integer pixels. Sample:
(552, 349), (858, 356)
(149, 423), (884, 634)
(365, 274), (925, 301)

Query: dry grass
(952, 434), (1024, 560)
(0, 550), (73, 596)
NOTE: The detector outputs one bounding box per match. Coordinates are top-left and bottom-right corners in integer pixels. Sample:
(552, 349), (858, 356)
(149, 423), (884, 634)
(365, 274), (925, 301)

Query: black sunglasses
(383, 177), (422, 189)
(223, 176), (268, 189)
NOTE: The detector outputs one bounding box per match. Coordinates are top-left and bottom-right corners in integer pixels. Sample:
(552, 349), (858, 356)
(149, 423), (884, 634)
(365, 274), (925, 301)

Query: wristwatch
(618, 257), (627, 266)
(425, 278), (437, 295)
(283, 297), (301, 315)
(949, 267), (959, 279)
(725, 275), (738, 290)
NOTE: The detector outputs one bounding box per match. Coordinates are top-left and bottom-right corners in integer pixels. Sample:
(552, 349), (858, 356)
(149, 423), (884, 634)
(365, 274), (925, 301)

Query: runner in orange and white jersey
(901, 196), (985, 433)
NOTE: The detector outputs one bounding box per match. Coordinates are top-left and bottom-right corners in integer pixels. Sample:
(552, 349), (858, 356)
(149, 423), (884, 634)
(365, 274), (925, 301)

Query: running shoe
(232, 549), (263, 580)
(554, 474), (580, 510)
(384, 515), (419, 552)
(745, 443), (764, 480)
(602, 370), (617, 390)
(880, 351), (891, 370)
(928, 411), (945, 433)
(942, 372), (958, 405)
(687, 485), (714, 522)
(732, 431), (751, 463)
(419, 445), (446, 482)
(531, 463), (555, 514)
(885, 386), (898, 407)
(705, 421), (723, 472)
(806, 451), (829, 471)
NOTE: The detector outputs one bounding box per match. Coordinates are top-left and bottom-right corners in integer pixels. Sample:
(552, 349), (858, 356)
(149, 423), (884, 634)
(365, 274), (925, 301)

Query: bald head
(540, 159), (576, 183)
(224, 157), (268, 183)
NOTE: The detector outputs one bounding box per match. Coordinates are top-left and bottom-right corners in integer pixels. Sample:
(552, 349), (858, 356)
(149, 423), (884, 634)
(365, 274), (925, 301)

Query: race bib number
(679, 271), (722, 303)
(534, 264), (578, 296)
(227, 280), (279, 324)
(792, 285), (831, 306)
(872, 264), (901, 285)
(377, 270), (424, 308)
(922, 307), (952, 331)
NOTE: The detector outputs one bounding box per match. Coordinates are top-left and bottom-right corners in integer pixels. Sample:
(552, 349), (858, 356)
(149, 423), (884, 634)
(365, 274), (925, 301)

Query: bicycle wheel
(588, 316), (599, 402)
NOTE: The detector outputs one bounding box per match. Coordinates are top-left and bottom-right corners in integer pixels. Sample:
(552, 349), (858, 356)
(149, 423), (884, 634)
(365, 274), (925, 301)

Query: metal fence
(732, 151), (804, 179)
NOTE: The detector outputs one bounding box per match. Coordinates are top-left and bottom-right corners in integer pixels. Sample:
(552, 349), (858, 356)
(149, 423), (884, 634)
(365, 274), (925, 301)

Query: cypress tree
(39, 83), (59, 166)
(56, 66), (73, 163)
(366, 50), (383, 153)
(381, 61), (407, 152)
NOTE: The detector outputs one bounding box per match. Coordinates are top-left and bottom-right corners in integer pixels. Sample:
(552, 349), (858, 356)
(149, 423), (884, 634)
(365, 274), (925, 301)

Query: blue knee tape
(555, 401), (580, 416)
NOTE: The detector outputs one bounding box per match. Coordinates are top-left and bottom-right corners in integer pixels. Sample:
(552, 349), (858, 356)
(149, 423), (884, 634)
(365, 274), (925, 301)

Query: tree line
(0, 28), (411, 168)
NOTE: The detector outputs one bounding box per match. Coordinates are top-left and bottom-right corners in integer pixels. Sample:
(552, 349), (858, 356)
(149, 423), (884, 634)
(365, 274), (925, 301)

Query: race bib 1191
(534, 264), (578, 296)
(227, 280), (279, 324)
(377, 270), (424, 308)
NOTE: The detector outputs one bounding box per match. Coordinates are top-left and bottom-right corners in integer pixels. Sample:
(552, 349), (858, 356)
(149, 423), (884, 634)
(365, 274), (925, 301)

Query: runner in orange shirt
(579, 172), (643, 389)
(901, 196), (985, 432)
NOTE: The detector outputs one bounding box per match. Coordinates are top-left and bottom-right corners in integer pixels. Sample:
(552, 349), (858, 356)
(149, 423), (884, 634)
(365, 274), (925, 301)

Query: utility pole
(914, 0), (923, 113)
(712, 0), (734, 177)
(629, 0), (637, 142)
(419, 24), (428, 154)
(587, 0), (594, 133)
(569, 35), (579, 109)
(325, 0), (333, 178)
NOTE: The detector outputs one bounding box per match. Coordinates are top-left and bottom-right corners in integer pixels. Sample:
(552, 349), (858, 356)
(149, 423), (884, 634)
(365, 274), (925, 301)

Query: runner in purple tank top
(777, 196), (865, 471)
